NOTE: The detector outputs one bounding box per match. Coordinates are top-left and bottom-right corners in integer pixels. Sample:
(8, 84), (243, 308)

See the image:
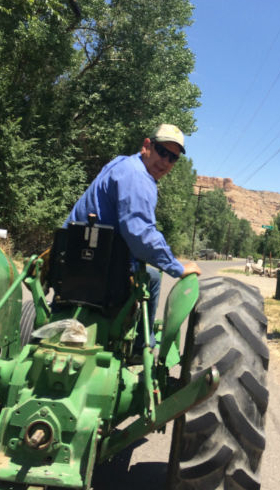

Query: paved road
(261, 347), (280, 490)
(92, 259), (279, 490)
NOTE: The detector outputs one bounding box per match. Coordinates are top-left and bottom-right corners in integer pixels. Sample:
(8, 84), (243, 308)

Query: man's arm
(115, 156), (200, 278)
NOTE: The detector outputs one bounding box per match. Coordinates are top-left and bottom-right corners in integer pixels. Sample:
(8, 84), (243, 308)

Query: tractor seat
(47, 221), (131, 310)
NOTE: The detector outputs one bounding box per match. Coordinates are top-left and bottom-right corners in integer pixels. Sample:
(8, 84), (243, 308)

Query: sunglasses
(152, 140), (179, 164)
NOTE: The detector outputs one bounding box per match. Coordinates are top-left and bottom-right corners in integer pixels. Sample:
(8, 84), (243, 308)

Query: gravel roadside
(218, 265), (277, 299)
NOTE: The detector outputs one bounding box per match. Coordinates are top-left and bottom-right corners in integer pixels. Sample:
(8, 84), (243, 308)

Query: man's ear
(143, 137), (151, 148)
(140, 138), (151, 154)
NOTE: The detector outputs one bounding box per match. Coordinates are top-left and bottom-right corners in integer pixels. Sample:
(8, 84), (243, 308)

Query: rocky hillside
(195, 176), (280, 234)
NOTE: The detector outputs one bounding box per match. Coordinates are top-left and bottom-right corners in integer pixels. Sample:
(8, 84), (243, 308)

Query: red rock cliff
(195, 176), (280, 234)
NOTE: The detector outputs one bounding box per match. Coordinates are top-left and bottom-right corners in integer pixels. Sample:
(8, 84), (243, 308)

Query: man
(64, 124), (201, 347)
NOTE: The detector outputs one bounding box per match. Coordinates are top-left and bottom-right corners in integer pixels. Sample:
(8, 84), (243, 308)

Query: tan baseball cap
(150, 124), (185, 154)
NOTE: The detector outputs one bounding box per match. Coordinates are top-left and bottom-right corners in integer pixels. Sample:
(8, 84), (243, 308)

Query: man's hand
(180, 261), (201, 278)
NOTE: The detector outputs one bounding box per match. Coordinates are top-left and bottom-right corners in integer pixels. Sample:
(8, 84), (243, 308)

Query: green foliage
(0, 118), (86, 253)
(67, 0), (201, 173)
(259, 213), (280, 259)
(157, 157), (196, 256)
(195, 188), (256, 257)
(195, 189), (231, 253)
(0, 0), (200, 253)
(231, 218), (256, 257)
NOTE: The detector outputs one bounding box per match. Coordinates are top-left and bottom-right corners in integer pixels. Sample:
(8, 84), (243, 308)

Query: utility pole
(261, 225), (273, 273)
(225, 222), (231, 259)
(191, 185), (208, 258)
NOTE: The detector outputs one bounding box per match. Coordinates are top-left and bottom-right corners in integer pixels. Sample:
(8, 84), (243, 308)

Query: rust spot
(0, 450), (11, 468)
(1, 251), (15, 286)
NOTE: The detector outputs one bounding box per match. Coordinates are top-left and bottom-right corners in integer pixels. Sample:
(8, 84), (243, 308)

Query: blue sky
(185, 0), (280, 193)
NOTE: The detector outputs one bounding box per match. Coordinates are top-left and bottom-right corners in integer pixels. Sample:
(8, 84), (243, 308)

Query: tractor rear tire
(20, 300), (35, 346)
(167, 276), (269, 490)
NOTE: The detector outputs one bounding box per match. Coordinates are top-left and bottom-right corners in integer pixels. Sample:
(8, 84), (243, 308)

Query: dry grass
(264, 298), (280, 356)
(0, 238), (24, 272)
(0, 237), (13, 256)
(265, 298), (280, 336)
(221, 268), (246, 275)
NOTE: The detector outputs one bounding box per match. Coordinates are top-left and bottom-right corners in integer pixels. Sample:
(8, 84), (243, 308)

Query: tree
(195, 189), (233, 253)
(0, 0), (201, 253)
(195, 188), (256, 257)
(232, 218), (256, 257)
(71, 0), (201, 173)
(0, 118), (86, 252)
(263, 213), (280, 258)
(0, 1), (86, 251)
(157, 157), (196, 256)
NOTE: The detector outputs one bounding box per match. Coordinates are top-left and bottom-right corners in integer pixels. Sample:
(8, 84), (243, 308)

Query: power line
(242, 146), (280, 185)
(234, 127), (280, 183)
(211, 25), (280, 171)
(214, 65), (280, 174)
(232, 113), (280, 178)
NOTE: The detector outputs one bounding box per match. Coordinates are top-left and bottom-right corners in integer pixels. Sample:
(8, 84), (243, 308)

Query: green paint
(0, 251), (217, 490)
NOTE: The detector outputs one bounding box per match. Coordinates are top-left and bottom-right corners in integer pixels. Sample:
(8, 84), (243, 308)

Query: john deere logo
(81, 249), (94, 260)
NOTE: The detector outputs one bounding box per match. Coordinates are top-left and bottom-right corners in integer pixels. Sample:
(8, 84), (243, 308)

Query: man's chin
(153, 170), (165, 180)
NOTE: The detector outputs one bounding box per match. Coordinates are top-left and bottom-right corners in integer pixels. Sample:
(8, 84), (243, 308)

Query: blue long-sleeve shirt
(64, 153), (184, 278)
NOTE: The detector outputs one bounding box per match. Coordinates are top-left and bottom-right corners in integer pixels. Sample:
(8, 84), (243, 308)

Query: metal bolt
(30, 429), (45, 448)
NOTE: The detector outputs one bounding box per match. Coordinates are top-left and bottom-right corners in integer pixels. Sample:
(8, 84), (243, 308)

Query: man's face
(141, 139), (181, 180)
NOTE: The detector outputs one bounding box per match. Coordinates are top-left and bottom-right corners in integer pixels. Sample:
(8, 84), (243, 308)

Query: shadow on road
(93, 437), (167, 489)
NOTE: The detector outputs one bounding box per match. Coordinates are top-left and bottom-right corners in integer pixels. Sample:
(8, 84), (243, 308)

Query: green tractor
(0, 220), (269, 490)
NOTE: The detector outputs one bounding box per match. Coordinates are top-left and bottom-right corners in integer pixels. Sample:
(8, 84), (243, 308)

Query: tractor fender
(159, 273), (199, 367)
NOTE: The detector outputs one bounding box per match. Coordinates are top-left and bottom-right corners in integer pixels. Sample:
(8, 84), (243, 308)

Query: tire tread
(167, 277), (268, 490)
